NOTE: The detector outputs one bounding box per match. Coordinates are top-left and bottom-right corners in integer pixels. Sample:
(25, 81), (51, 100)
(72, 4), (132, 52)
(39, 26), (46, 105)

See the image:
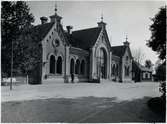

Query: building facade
(31, 8), (133, 83)
(132, 60), (153, 82)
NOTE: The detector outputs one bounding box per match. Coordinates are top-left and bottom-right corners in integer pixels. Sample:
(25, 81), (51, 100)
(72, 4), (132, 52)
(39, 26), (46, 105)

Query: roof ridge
(28, 22), (55, 42)
(32, 22), (54, 29)
(72, 26), (101, 33)
(68, 26), (102, 50)
(111, 45), (124, 48)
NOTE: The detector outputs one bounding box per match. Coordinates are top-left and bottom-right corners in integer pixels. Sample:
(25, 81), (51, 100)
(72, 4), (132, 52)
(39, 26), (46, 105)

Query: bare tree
(145, 59), (153, 69)
(132, 48), (145, 64)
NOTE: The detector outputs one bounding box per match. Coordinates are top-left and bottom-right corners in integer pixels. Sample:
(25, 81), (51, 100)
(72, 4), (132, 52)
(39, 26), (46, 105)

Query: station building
(32, 8), (133, 83)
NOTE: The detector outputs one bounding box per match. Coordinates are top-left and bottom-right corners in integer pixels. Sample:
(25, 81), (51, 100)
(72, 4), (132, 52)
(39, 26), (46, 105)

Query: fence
(1, 75), (29, 86)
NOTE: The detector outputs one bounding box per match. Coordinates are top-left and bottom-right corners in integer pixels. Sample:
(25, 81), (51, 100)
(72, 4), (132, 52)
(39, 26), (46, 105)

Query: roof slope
(111, 45), (127, 57)
(133, 61), (152, 72)
(69, 27), (102, 50)
(31, 22), (54, 41)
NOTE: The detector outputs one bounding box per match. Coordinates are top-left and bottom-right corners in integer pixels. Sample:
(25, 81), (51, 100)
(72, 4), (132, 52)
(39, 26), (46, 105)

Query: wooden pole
(64, 44), (67, 83)
(10, 40), (13, 90)
(26, 75), (29, 84)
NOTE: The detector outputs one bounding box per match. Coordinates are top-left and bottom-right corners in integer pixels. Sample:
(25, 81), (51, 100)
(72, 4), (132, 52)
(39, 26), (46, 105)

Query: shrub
(159, 81), (166, 99)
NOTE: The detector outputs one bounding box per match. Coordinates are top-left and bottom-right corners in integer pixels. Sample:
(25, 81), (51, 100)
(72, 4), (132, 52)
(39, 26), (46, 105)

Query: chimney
(66, 26), (73, 34)
(40, 16), (48, 24)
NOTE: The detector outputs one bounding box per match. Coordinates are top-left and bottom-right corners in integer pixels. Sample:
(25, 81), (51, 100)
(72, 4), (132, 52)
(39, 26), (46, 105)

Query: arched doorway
(70, 58), (75, 74)
(125, 66), (129, 76)
(50, 55), (55, 74)
(112, 64), (116, 76)
(80, 60), (85, 75)
(57, 56), (62, 74)
(75, 59), (80, 74)
(116, 64), (119, 76)
(97, 48), (107, 79)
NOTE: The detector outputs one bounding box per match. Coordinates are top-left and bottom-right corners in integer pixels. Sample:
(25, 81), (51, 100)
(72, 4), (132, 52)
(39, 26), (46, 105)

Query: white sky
(27, 1), (165, 65)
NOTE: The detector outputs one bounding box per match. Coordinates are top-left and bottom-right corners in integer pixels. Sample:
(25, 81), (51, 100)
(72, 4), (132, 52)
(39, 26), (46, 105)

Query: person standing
(71, 73), (74, 83)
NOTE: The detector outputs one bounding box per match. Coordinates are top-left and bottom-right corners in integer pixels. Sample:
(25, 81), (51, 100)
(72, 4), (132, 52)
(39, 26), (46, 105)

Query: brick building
(29, 7), (133, 83)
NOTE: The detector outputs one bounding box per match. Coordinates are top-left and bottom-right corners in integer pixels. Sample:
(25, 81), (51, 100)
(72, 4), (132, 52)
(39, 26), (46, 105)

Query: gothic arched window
(125, 66), (127, 76)
(50, 55), (56, 74)
(80, 60), (85, 75)
(116, 64), (119, 76)
(75, 59), (80, 74)
(125, 66), (129, 76)
(127, 66), (129, 76)
(70, 58), (75, 74)
(112, 64), (116, 75)
(126, 56), (128, 61)
(57, 56), (62, 74)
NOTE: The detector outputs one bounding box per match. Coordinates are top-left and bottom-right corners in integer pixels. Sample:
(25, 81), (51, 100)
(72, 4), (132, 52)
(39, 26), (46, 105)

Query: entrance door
(70, 59), (75, 74)
(98, 48), (107, 79)
(50, 55), (55, 74)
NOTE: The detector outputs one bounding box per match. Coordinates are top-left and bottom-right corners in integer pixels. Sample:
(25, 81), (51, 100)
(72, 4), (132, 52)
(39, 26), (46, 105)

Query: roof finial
(101, 12), (103, 22)
(55, 2), (57, 15)
(125, 35), (128, 42)
(123, 35), (130, 46)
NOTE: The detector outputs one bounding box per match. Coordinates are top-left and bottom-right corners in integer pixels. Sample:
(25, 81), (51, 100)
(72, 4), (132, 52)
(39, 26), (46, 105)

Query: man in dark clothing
(71, 73), (74, 83)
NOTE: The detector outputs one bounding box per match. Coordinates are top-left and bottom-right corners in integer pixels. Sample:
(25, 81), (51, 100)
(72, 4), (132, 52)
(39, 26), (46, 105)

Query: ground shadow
(147, 96), (166, 116)
(1, 96), (165, 123)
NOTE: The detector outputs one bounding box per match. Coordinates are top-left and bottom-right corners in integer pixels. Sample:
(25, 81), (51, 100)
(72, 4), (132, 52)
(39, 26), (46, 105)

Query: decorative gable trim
(123, 46), (132, 59)
(103, 29), (112, 50)
(56, 23), (69, 46)
(42, 23), (69, 47)
(42, 23), (56, 44)
(93, 28), (111, 51)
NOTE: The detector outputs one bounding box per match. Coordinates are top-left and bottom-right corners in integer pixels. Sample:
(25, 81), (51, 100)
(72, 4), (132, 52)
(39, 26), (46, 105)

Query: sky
(27, 1), (165, 65)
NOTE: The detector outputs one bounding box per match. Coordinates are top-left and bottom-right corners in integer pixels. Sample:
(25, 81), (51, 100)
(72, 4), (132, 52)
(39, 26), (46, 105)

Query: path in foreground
(2, 82), (161, 102)
(2, 96), (165, 123)
(1, 82), (164, 122)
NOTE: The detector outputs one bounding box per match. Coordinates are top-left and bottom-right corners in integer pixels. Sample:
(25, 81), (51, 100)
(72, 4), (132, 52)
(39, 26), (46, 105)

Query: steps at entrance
(123, 80), (134, 83)
(43, 78), (64, 84)
(100, 79), (112, 83)
(43, 75), (65, 84)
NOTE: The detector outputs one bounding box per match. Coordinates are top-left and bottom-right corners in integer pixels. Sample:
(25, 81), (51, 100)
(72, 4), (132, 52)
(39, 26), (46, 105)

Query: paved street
(1, 81), (165, 122)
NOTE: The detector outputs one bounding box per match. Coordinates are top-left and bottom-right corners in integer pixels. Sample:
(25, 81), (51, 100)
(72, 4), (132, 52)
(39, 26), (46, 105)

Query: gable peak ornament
(97, 12), (106, 29)
(126, 35), (128, 42)
(55, 3), (58, 15)
(101, 13), (103, 22)
(123, 35), (130, 46)
(52, 39), (60, 48)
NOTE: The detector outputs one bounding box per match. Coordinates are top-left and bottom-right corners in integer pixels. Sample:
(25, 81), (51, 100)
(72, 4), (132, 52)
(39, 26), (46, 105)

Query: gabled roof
(31, 22), (55, 41)
(69, 27), (102, 50)
(29, 23), (103, 50)
(29, 22), (70, 45)
(111, 45), (127, 57)
(133, 60), (152, 72)
(111, 45), (133, 58)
